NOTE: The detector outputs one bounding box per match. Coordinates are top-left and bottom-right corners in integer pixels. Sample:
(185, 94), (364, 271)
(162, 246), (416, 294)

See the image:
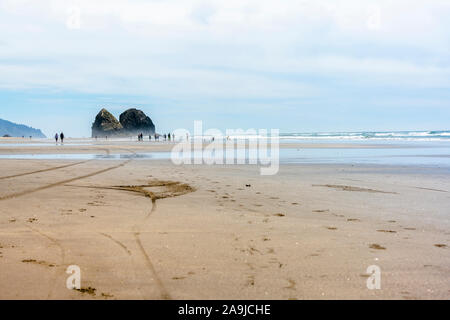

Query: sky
(0, 0), (449, 137)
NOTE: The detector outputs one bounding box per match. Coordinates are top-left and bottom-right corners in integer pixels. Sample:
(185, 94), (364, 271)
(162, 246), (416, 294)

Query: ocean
(278, 130), (450, 142)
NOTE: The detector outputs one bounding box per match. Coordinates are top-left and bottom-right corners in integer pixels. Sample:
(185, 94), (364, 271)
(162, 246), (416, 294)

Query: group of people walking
(54, 132), (65, 144)
(139, 133), (175, 141)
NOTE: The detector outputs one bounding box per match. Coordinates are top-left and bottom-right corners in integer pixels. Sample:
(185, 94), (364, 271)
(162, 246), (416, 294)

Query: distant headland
(0, 118), (46, 138)
(91, 108), (155, 137)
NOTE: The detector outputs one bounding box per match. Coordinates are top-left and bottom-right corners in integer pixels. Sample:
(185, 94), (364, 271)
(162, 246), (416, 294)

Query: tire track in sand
(78, 185), (170, 299)
(99, 230), (171, 299)
(99, 232), (132, 255)
(98, 232), (146, 299)
(70, 182), (194, 300)
(0, 159), (132, 201)
(5, 149), (136, 299)
(0, 160), (91, 180)
(0, 147), (113, 181)
(133, 231), (171, 300)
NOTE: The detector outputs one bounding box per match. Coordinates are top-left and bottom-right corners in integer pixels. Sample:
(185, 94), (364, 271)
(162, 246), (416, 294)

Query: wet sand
(0, 142), (449, 299)
(0, 137), (417, 155)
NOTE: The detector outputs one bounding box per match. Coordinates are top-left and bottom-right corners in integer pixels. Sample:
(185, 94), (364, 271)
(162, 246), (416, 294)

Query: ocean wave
(277, 131), (450, 141)
(190, 131), (450, 142)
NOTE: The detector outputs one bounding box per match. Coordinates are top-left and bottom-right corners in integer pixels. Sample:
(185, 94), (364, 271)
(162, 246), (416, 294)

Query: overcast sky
(0, 0), (449, 137)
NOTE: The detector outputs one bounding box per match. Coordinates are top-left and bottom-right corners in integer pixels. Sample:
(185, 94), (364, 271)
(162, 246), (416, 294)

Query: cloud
(0, 0), (449, 108)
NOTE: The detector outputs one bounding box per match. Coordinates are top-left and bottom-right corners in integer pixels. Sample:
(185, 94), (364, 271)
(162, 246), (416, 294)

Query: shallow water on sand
(0, 140), (449, 167)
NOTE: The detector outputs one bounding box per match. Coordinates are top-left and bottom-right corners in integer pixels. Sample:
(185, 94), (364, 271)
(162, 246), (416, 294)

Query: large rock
(91, 108), (123, 137)
(119, 108), (155, 135)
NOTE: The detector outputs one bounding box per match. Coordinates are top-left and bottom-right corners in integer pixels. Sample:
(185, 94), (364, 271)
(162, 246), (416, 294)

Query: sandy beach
(0, 139), (449, 300)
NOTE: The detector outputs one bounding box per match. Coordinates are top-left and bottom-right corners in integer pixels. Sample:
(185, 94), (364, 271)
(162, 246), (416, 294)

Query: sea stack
(91, 108), (123, 137)
(119, 108), (155, 136)
(91, 108), (155, 137)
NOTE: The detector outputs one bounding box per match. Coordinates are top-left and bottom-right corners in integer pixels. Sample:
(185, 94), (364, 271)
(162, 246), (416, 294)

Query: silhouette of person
(55, 133), (59, 144)
(60, 132), (65, 144)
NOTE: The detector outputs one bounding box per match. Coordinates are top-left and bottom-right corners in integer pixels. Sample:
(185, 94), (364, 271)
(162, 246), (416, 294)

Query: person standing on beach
(60, 132), (65, 144)
(55, 133), (59, 144)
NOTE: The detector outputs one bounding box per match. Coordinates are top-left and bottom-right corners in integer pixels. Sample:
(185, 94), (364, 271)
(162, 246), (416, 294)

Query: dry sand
(0, 140), (449, 299)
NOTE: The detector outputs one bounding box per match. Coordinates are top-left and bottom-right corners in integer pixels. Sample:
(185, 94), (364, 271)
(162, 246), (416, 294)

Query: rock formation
(119, 108), (155, 135)
(91, 108), (123, 137)
(91, 108), (155, 137)
(0, 118), (46, 138)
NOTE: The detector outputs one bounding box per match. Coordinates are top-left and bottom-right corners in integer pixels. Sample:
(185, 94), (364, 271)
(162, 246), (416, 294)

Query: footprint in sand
(369, 243), (386, 250)
(285, 279), (296, 290)
(22, 259), (56, 267)
(246, 275), (255, 286)
(273, 213), (285, 217)
(377, 229), (397, 233)
(313, 209), (329, 213)
(347, 218), (360, 222)
(434, 244), (447, 248)
(326, 227), (338, 230)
